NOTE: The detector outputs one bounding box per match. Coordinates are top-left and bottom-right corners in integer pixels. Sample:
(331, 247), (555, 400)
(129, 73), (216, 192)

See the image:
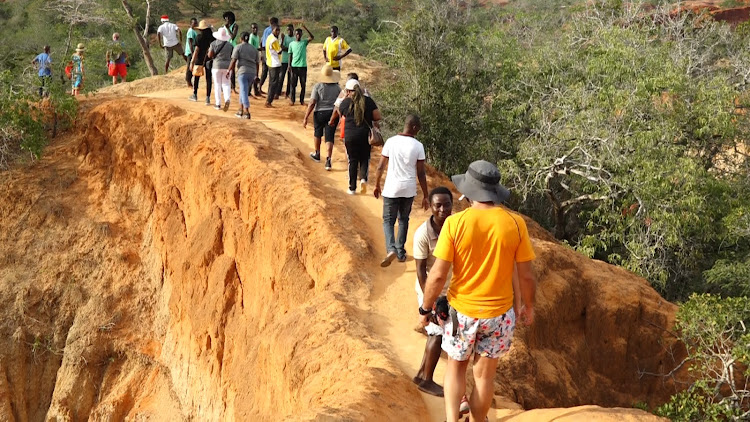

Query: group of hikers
(30, 12), (539, 422)
(178, 13), (351, 119)
(372, 113), (537, 422)
(32, 33), (129, 97)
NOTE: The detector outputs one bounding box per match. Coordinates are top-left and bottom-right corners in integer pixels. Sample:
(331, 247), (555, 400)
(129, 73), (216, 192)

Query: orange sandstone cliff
(0, 95), (681, 420)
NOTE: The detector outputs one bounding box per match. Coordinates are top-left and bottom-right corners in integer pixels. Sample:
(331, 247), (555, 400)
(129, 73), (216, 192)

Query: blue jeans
(238, 72), (255, 109)
(383, 196), (414, 258)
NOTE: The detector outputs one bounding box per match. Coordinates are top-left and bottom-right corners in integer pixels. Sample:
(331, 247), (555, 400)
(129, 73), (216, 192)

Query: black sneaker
(309, 152), (321, 162)
(189, 94), (197, 101)
(205, 96), (210, 105)
(325, 157), (332, 171)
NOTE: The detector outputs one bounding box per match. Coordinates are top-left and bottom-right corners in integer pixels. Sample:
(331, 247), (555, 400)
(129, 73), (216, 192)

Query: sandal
(235, 111), (244, 118)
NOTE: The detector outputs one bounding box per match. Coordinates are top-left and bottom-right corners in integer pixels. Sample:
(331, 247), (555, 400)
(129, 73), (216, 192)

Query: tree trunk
(122, 0), (158, 76)
(143, 0), (151, 39)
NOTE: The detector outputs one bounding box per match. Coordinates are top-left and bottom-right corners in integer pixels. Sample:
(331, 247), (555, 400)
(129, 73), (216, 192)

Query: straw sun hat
(319, 64), (340, 84)
(75, 43), (85, 52)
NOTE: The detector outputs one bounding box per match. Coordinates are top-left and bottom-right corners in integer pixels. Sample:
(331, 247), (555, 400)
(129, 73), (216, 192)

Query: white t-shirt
(381, 135), (426, 198)
(157, 22), (180, 47)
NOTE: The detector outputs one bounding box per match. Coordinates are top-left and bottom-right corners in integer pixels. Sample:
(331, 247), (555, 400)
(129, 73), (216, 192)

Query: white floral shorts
(441, 308), (515, 361)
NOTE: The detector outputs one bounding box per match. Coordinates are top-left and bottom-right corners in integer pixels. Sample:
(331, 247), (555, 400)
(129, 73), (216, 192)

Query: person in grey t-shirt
(208, 27), (233, 111)
(228, 32), (260, 119)
(302, 64), (342, 170)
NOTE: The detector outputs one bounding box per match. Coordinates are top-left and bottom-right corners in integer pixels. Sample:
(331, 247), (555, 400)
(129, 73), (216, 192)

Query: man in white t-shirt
(373, 113), (429, 267)
(156, 15), (187, 74)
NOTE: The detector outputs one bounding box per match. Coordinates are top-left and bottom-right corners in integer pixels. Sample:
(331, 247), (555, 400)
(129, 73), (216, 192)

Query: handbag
(367, 121), (384, 147)
(192, 64), (205, 77)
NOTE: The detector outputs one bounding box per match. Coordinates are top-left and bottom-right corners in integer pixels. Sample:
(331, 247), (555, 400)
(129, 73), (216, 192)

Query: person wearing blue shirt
(259, 16), (278, 92)
(32, 46), (52, 97)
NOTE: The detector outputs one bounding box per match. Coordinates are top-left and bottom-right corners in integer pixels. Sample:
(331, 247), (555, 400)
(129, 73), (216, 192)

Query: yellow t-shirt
(433, 207), (536, 318)
(323, 36), (350, 68)
(265, 34), (281, 67)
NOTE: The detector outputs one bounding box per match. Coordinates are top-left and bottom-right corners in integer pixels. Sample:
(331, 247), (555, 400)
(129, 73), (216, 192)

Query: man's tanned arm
(516, 261), (537, 325)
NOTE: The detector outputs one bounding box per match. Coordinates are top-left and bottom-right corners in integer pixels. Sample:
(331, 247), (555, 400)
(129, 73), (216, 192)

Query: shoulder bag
(366, 119), (384, 147)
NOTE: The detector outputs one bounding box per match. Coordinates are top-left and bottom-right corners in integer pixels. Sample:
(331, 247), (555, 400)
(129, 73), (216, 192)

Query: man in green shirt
(224, 11), (239, 93)
(287, 24), (314, 105)
(185, 18), (198, 89)
(280, 24), (294, 99)
(249, 23), (264, 97)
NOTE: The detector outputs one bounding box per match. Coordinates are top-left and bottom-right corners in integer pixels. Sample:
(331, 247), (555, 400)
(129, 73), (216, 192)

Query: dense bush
(656, 294), (750, 421)
(373, 0), (750, 302)
(0, 71), (78, 169)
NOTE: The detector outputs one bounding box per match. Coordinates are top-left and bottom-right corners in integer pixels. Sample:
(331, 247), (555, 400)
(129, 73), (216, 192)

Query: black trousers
(259, 59), (269, 88)
(344, 136), (371, 191)
(280, 63), (291, 97)
(193, 60), (212, 97)
(266, 66), (282, 105)
(289, 67), (307, 104)
(186, 54), (193, 85)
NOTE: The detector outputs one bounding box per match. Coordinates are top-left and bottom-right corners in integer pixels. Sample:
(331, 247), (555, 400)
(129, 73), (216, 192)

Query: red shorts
(108, 62), (127, 78)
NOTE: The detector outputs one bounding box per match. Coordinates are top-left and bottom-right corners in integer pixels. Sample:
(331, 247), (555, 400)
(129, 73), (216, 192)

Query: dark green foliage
(374, 0), (750, 302)
(369, 1), (520, 176)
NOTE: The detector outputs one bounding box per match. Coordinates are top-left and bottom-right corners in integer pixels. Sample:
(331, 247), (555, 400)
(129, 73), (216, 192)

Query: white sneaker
(346, 189), (356, 195)
(360, 179), (367, 194)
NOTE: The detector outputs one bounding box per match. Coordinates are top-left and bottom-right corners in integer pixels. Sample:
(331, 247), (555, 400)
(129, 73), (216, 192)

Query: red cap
(160, 15), (169, 21)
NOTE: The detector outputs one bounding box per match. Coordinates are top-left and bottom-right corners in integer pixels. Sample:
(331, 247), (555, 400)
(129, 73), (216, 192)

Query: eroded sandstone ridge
(0, 97), (680, 421)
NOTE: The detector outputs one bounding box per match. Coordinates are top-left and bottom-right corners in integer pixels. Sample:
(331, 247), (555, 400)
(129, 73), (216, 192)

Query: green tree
(374, 0), (750, 301)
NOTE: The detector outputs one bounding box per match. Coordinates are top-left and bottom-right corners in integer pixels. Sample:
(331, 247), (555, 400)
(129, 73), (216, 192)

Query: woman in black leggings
(330, 80), (382, 194)
(188, 21), (214, 104)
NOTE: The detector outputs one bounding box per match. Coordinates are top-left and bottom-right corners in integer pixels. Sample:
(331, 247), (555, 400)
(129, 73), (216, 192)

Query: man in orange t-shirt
(420, 160), (537, 422)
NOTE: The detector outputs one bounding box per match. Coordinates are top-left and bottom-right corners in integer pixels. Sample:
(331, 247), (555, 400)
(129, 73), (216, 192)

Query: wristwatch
(418, 306), (432, 315)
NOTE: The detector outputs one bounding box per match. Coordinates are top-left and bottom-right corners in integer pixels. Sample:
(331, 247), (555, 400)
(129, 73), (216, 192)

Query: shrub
(656, 294), (750, 421)
(0, 70), (77, 169)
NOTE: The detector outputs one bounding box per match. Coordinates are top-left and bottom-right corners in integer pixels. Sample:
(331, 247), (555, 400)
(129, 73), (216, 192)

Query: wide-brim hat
(196, 20), (211, 30)
(320, 64), (340, 84)
(213, 27), (231, 42)
(451, 160), (510, 204)
(75, 43), (86, 52)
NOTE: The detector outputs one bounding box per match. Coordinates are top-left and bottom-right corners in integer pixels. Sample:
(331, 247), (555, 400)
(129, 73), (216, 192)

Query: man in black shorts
(302, 64), (341, 171)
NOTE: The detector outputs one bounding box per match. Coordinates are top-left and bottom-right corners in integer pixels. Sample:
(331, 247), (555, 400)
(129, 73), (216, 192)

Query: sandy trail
(139, 88), (450, 420)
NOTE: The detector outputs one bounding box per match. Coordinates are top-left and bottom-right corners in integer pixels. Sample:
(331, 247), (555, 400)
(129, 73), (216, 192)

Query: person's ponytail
(352, 85), (366, 126)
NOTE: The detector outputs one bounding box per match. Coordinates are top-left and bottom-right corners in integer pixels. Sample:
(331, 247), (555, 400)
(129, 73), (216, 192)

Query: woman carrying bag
(189, 20), (214, 104)
(329, 79), (382, 195)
